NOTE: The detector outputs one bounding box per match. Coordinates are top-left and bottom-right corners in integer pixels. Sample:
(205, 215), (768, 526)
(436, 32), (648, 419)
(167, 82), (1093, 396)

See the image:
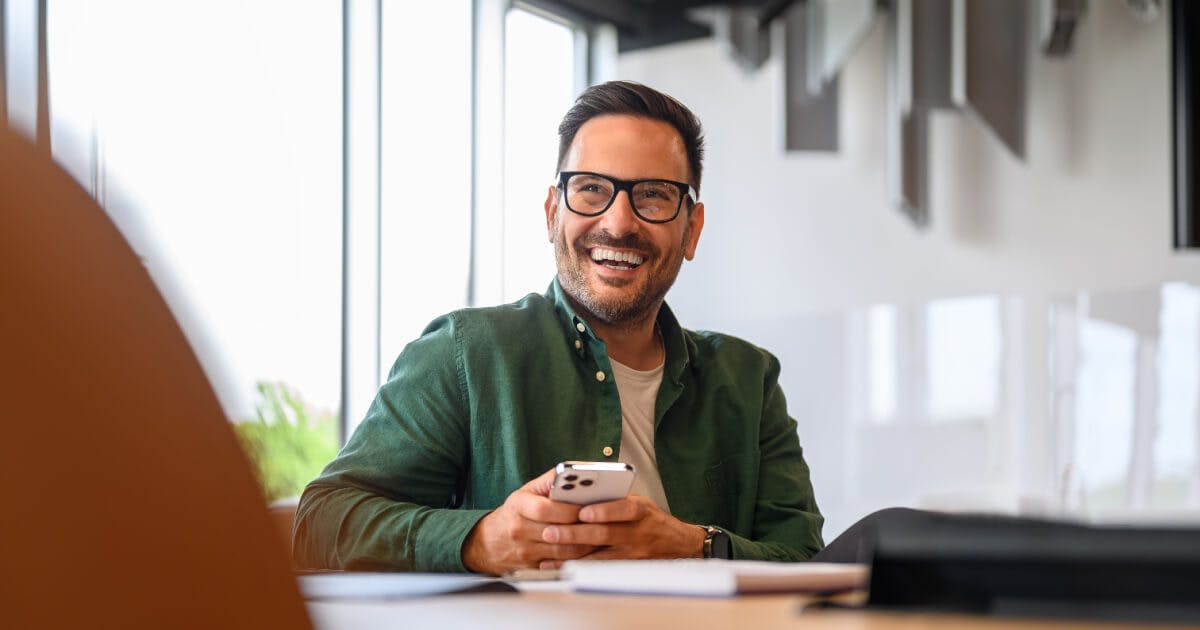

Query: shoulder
(424, 292), (558, 339)
(683, 328), (781, 381)
(401, 292), (560, 364)
(386, 292), (558, 379)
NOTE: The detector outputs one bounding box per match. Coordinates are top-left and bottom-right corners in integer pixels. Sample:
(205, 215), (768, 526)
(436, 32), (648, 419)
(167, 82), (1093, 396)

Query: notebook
(560, 559), (868, 597)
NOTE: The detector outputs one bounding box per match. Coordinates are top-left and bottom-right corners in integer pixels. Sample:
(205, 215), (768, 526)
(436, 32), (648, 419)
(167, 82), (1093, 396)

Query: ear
(682, 201), (704, 260)
(544, 185), (559, 243)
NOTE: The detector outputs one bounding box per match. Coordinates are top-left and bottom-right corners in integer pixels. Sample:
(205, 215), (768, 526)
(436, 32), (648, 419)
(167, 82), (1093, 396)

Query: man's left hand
(537, 495), (708, 568)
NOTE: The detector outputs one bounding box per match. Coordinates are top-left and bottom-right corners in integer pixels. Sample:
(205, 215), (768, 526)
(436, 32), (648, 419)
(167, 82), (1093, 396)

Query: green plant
(234, 381), (339, 503)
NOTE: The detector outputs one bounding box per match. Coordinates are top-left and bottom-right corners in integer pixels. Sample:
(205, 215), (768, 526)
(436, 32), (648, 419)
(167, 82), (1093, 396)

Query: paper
(298, 573), (516, 600)
(561, 559), (868, 597)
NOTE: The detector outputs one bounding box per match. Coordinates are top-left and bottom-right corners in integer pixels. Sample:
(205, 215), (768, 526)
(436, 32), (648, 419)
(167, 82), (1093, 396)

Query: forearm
(727, 513), (824, 561)
(293, 483), (488, 572)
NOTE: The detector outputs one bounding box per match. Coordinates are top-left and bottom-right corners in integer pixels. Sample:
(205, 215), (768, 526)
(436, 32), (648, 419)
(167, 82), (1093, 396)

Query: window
(866, 304), (898, 423)
(379, 1), (473, 383)
(24, 0), (603, 501)
(500, 6), (580, 302)
(47, 0), (343, 501)
(925, 296), (1002, 422)
(861, 296), (1003, 424)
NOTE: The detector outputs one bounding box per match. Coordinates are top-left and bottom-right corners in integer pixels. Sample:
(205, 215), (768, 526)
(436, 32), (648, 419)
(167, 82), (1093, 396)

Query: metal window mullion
(469, 0), (507, 307)
(340, 0), (382, 443)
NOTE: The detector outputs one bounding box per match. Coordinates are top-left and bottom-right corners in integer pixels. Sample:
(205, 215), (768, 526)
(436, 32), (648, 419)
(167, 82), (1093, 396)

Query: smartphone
(549, 461), (635, 505)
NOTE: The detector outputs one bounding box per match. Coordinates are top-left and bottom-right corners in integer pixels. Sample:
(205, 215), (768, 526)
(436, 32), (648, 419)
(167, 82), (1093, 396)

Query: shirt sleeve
(292, 314), (488, 572)
(729, 353), (825, 561)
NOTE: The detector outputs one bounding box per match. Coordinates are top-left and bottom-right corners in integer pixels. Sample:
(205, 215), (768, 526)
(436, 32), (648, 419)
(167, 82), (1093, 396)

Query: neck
(578, 306), (664, 371)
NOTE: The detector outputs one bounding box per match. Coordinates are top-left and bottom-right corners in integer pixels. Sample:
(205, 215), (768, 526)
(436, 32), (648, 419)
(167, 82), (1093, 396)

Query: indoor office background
(5, 0), (1199, 541)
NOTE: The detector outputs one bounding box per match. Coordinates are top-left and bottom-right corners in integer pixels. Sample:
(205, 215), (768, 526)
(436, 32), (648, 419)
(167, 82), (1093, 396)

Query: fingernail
(579, 507), (593, 521)
(542, 526), (558, 543)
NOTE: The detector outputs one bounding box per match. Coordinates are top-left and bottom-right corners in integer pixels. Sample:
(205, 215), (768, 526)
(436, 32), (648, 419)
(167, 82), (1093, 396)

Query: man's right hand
(461, 468), (598, 575)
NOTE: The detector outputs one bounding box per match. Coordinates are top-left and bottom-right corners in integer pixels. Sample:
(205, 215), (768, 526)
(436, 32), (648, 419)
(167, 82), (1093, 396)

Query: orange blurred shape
(0, 128), (310, 629)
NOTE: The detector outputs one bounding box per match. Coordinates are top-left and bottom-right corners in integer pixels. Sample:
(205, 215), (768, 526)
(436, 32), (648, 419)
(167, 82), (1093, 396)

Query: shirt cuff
(414, 508), (491, 572)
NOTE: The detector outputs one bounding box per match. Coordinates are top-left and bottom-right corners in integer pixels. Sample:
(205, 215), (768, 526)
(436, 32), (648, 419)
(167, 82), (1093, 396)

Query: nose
(598, 189), (641, 237)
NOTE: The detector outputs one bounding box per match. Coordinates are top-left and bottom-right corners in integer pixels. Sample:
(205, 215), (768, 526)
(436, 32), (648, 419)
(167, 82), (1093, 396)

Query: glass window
(866, 304), (898, 423)
(1074, 317), (1137, 513)
(47, 0), (342, 502)
(378, 0), (473, 385)
(501, 7), (578, 301)
(4, 0), (40, 138)
(1152, 283), (1200, 508)
(925, 296), (1002, 422)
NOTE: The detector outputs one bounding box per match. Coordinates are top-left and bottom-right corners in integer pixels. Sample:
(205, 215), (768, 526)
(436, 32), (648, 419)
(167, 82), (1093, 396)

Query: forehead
(563, 115), (690, 182)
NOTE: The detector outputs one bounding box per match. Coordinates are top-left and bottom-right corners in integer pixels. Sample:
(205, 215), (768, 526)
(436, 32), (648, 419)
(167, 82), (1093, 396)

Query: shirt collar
(545, 277), (689, 385)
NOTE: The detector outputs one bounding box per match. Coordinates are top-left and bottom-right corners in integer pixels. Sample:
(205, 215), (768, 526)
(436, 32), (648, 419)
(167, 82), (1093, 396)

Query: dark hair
(556, 81), (706, 193)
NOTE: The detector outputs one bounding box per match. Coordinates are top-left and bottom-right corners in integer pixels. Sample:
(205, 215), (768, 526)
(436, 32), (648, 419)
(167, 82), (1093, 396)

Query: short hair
(556, 81), (706, 193)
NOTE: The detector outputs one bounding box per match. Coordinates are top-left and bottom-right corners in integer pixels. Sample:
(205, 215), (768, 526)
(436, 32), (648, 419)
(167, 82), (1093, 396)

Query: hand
(461, 468), (599, 575)
(538, 495), (707, 568)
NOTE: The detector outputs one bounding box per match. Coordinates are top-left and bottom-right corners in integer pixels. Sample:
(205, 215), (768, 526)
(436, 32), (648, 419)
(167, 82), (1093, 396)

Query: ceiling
(518, 0), (797, 52)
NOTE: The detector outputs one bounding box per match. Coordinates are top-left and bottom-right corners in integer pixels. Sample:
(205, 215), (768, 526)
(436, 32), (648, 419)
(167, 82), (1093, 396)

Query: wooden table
(307, 589), (1196, 630)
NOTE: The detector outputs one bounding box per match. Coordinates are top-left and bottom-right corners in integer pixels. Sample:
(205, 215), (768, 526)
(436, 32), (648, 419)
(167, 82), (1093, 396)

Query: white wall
(618, 1), (1200, 538)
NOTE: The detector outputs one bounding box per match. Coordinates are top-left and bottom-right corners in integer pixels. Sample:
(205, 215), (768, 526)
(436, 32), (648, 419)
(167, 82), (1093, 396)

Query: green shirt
(293, 280), (824, 572)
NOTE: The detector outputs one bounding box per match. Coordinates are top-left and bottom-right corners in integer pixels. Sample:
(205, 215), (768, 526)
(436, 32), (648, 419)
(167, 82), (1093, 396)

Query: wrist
(698, 525), (732, 559)
(461, 513), (493, 574)
(689, 524), (708, 558)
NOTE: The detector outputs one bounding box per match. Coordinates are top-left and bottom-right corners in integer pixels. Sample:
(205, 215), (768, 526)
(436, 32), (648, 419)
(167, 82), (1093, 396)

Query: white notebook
(561, 559), (868, 597)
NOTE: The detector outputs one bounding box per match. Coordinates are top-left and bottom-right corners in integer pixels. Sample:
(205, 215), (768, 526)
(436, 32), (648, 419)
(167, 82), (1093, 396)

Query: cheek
(558, 219), (589, 247)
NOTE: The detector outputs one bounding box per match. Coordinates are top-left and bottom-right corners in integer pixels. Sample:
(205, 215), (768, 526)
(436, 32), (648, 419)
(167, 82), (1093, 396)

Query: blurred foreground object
(0, 128), (310, 629)
(868, 512), (1200, 624)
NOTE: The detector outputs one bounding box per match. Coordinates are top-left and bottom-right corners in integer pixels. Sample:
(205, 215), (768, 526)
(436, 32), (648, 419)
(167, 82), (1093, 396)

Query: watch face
(712, 531), (732, 559)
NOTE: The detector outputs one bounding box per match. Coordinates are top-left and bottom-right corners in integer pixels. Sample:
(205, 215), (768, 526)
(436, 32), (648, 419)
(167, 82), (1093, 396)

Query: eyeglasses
(556, 171), (697, 224)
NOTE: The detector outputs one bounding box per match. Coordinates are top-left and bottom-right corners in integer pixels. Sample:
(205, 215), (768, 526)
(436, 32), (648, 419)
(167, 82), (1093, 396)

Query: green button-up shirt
(293, 280), (824, 572)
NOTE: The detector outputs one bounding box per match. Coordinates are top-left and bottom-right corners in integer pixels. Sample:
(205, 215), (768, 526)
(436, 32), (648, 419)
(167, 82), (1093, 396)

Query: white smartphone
(549, 461), (635, 505)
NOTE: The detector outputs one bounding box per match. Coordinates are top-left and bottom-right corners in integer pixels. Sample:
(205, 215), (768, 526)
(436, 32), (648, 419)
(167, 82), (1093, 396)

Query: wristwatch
(700, 525), (731, 559)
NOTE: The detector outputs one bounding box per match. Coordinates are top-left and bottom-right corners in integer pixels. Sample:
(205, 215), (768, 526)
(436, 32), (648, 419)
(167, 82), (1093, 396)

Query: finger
(578, 496), (645, 523)
(576, 546), (636, 561)
(535, 541), (597, 561)
(542, 522), (632, 546)
(539, 560), (563, 571)
(518, 494), (582, 524)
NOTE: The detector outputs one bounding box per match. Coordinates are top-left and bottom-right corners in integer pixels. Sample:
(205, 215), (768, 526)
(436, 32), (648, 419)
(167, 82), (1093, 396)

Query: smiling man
(293, 81), (824, 574)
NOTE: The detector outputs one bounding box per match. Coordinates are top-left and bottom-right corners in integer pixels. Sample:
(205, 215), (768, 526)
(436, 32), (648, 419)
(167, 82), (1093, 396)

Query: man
(293, 81), (824, 574)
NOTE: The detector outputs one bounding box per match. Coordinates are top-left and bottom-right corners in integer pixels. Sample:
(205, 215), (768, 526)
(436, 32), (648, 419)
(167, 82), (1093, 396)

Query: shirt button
(595, 371), (606, 382)
(603, 446), (614, 457)
(574, 339), (582, 349)
(576, 322), (586, 333)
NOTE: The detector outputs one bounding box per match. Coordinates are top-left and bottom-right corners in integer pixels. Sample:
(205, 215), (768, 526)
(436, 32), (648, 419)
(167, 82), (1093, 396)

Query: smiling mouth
(589, 247), (645, 270)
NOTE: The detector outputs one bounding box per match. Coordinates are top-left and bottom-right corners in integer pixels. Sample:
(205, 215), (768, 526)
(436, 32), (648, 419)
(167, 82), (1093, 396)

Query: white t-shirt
(609, 358), (670, 513)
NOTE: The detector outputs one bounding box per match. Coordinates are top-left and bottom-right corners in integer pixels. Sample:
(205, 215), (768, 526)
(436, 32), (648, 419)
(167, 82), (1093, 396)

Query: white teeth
(590, 248), (645, 266)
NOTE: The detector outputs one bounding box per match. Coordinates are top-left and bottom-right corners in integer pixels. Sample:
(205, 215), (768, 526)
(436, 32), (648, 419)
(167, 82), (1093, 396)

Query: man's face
(545, 114), (705, 327)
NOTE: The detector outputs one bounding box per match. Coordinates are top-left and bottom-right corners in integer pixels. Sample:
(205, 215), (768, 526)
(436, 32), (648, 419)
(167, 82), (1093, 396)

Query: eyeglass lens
(564, 173), (682, 221)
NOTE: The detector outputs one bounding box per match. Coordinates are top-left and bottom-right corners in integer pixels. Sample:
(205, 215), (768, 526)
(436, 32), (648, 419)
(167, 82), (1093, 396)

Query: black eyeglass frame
(556, 171), (698, 224)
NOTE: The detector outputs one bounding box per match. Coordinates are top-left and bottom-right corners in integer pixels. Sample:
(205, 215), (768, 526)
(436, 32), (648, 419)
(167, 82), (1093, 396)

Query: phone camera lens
(565, 474), (578, 482)
(561, 483), (575, 490)
(579, 479), (594, 487)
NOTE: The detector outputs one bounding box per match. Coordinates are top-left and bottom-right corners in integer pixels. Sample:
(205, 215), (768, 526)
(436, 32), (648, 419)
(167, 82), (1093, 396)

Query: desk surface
(307, 590), (1196, 630)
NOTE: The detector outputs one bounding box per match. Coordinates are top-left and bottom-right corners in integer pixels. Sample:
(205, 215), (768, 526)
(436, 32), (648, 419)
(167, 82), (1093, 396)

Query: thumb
(523, 467), (559, 497)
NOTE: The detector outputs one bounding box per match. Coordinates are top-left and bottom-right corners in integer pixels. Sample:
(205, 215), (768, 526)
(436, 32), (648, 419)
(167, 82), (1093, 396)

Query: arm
(292, 315), (484, 572)
(727, 354), (824, 561)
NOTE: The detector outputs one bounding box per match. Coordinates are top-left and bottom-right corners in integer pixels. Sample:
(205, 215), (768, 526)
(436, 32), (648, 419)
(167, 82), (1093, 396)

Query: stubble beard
(553, 220), (689, 332)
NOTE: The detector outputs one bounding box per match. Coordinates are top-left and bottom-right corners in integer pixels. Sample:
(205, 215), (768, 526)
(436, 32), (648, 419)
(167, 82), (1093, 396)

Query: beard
(552, 219), (690, 329)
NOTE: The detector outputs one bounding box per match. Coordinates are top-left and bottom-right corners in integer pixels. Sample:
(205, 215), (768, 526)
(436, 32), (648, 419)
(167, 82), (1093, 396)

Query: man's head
(545, 81), (706, 330)
(555, 81), (706, 192)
